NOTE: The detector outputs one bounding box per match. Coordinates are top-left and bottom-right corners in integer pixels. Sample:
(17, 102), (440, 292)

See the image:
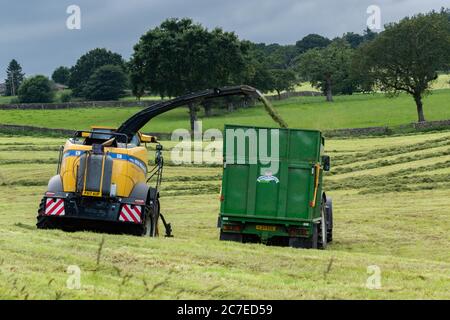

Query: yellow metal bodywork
(60, 140), (148, 198)
(139, 132), (158, 143)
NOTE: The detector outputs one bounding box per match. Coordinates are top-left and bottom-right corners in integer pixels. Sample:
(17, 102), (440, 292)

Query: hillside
(1, 89), (450, 134)
(0, 131), (449, 299)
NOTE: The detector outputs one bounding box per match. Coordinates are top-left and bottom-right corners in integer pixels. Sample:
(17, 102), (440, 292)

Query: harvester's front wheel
(36, 197), (54, 229)
(142, 200), (160, 237)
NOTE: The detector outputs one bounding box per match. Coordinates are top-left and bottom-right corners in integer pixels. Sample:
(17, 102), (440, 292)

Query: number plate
(256, 225), (277, 232)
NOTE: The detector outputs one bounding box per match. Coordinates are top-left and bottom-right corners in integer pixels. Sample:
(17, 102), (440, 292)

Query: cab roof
(90, 126), (117, 131)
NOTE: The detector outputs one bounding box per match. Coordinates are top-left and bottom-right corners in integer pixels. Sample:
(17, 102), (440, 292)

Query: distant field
(0, 130), (449, 299)
(1, 89), (449, 133)
(0, 96), (15, 104)
(434, 74), (450, 90)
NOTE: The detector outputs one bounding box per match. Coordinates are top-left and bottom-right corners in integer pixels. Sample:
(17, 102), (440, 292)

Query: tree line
(3, 8), (449, 125)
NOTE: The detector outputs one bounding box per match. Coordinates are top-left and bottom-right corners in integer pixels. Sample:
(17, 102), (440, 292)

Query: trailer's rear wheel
(318, 201), (328, 249)
(325, 198), (333, 243)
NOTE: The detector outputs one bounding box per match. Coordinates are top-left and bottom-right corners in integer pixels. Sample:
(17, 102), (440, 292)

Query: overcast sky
(0, 0), (447, 78)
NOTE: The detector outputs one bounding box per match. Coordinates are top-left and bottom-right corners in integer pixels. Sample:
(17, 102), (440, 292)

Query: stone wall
(0, 124), (75, 136)
(324, 126), (389, 137)
(0, 100), (156, 110)
(0, 124), (172, 140)
(266, 91), (323, 100)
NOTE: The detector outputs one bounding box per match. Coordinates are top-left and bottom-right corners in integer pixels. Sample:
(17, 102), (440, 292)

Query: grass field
(0, 130), (449, 299)
(1, 89), (450, 134)
(0, 96), (14, 104)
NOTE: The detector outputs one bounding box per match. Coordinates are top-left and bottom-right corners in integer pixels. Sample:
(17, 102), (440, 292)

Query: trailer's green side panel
(223, 164), (249, 214)
(285, 167), (311, 217)
(220, 125), (323, 224)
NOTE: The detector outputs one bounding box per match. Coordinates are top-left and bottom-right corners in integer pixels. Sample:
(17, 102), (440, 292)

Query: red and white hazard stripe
(119, 204), (142, 223)
(45, 198), (65, 216)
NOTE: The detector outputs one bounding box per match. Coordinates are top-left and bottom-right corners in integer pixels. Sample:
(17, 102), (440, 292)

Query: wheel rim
(320, 203), (327, 248)
(143, 206), (151, 236)
(143, 202), (159, 237)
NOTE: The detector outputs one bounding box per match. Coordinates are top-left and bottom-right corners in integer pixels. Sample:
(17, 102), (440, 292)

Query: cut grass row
(330, 148), (450, 175)
(331, 135), (450, 165)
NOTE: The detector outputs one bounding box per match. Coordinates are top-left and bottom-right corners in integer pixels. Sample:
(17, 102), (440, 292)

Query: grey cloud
(0, 0), (447, 78)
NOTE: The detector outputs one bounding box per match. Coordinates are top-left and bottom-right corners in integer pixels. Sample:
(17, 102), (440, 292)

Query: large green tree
(84, 65), (127, 101)
(240, 41), (300, 96)
(342, 32), (365, 48)
(357, 10), (450, 122)
(4, 59), (25, 96)
(51, 66), (71, 85)
(267, 45), (300, 69)
(69, 48), (125, 97)
(131, 18), (246, 97)
(130, 18), (247, 130)
(239, 41), (279, 93)
(18, 75), (54, 103)
(269, 69), (297, 99)
(295, 34), (331, 54)
(297, 40), (355, 101)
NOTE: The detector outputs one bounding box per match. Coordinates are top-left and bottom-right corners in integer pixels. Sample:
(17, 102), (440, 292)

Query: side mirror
(322, 155), (331, 172)
(140, 133), (157, 143)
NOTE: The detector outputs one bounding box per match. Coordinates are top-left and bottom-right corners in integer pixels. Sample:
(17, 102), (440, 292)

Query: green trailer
(218, 125), (332, 249)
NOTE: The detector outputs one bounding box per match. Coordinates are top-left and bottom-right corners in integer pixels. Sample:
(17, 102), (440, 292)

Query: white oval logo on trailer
(257, 171), (280, 184)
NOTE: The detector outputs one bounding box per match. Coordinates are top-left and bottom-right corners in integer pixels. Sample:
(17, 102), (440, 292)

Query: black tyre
(36, 197), (54, 229)
(289, 224), (318, 249)
(142, 200), (160, 237)
(325, 198), (333, 243)
(219, 231), (243, 243)
(318, 200), (328, 249)
(36, 216), (55, 229)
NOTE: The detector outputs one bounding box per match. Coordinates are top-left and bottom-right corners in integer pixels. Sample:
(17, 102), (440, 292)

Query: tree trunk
(414, 94), (426, 122)
(277, 90), (281, 100)
(188, 102), (197, 133)
(227, 101), (234, 113)
(203, 102), (212, 117)
(326, 77), (333, 102)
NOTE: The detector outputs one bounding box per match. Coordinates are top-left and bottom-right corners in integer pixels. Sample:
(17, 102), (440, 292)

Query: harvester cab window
(82, 128), (139, 148)
(127, 134), (140, 148)
(90, 132), (113, 140)
(83, 134), (115, 146)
